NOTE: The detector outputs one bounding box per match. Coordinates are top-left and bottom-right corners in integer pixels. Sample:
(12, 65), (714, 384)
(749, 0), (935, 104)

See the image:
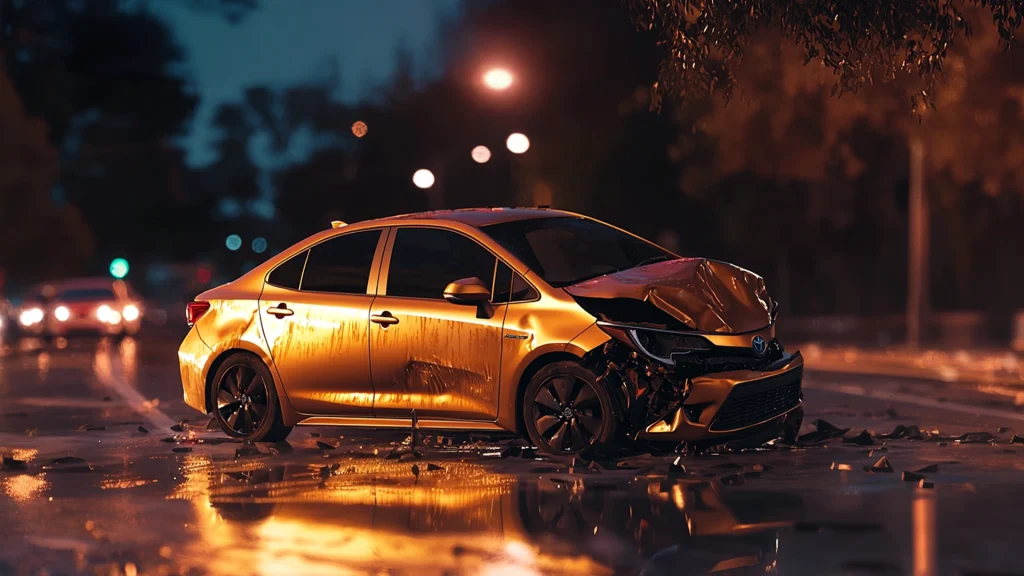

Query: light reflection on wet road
(2, 334), (1024, 575)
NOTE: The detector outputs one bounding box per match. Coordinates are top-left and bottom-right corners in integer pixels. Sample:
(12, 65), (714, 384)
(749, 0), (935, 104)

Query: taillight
(186, 301), (211, 326)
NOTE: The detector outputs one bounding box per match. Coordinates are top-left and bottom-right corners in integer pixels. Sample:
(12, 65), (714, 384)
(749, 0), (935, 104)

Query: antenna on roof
(330, 220), (347, 229)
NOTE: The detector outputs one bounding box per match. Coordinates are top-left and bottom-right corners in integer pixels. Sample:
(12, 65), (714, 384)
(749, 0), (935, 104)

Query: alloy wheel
(531, 375), (604, 453)
(216, 364), (270, 435)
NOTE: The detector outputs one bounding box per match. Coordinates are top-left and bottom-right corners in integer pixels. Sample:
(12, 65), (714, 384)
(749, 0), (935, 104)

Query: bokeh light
(413, 169), (435, 189)
(483, 68), (514, 90)
(252, 237), (268, 254)
(225, 234), (242, 251)
(506, 133), (530, 154)
(351, 121), (368, 137)
(109, 258), (129, 279)
(471, 146), (492, 163)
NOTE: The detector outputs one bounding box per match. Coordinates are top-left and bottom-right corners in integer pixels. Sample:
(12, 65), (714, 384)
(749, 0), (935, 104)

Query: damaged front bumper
(588, 320), (804, 445)
(638, 351), (803, 443)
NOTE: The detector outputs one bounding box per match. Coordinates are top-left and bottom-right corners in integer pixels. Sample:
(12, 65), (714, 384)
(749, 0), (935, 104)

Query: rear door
(259, 228), (387, 416)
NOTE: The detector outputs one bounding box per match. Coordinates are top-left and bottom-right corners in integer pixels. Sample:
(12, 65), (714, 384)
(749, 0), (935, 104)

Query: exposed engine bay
(565, 257), (797, 441)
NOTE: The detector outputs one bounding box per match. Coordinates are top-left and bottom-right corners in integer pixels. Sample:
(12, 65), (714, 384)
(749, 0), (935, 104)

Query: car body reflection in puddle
(170, 454), (798, 575)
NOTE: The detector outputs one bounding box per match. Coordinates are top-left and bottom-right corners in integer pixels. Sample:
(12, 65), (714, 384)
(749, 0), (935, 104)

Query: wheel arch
(513, 351), (580, 435)
(203, 347), (299, 425)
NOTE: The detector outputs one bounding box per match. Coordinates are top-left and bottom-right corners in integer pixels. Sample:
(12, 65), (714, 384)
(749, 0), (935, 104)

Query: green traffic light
(109, 258), (129, 279)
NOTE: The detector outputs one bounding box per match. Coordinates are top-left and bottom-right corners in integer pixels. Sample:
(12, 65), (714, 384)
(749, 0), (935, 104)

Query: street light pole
(907, 137), (929, 349)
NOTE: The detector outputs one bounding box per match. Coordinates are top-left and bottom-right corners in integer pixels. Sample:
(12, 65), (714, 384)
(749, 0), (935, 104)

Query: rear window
(57, 288), (116, 302)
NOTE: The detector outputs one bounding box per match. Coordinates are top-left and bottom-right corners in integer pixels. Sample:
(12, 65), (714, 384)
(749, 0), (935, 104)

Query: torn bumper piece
(638, 351), (804, 443)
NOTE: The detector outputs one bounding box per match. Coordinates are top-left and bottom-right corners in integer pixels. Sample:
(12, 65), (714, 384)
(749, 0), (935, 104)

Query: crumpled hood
(564, 258), (773, 333)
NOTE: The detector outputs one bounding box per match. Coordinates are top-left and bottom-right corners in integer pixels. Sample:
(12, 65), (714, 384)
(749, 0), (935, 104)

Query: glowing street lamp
(483, 68), (514, 91)
(471, 145), (492, 163)
(412, 169), (435, 189)
(506, 133), (530, 154)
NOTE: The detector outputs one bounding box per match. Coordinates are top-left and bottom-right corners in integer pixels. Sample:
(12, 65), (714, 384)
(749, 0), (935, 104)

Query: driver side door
(369, 226), (507, 421)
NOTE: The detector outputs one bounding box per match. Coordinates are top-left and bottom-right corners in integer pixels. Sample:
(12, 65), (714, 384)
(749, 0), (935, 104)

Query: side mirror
(443, 277), (494, 319)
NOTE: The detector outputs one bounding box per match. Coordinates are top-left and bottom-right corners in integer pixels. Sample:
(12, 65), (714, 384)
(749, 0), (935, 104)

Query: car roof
(360, 207), (577, 228)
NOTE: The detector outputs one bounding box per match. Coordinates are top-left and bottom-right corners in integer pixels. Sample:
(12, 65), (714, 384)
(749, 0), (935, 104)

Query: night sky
(151, 0), (462, 167)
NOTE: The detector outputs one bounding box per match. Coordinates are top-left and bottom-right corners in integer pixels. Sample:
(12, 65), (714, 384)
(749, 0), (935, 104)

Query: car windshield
(481, 216), (676, 287)
(57, 288), (116, 302)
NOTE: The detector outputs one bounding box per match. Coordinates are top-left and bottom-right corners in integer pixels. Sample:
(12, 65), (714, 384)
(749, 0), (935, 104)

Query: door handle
(267, 304), (293, 318)
(371, 311), (399, 326)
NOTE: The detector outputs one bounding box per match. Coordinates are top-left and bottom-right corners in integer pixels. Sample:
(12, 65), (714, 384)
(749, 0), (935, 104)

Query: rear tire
(211, 353), (292, 443)
(522, 361), (619, 456)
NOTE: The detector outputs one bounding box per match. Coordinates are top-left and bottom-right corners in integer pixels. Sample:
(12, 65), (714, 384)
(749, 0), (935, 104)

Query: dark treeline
(2, 0), (1022, 320)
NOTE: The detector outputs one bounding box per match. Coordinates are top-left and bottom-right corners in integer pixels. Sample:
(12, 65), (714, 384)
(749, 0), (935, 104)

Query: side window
(510, 272), (539, 301)
(267, 250), (308, 290)
(492, 261), (539, 304)
(300, 230), (382, 294)
(493, 261), (513, 303)
(386, 228), (496, 299)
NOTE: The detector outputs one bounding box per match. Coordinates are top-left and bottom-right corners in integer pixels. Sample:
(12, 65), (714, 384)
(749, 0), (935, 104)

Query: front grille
(709, 367), (802, 432)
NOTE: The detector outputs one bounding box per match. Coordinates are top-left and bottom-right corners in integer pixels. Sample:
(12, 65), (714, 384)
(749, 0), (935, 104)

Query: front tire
(211, 353), (292, 443)
(522, 361), (619, 456)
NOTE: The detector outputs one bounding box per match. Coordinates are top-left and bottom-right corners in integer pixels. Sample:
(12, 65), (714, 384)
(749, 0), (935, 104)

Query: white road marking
(91, 345), (176, 432)
(804, 380), (1024, 423)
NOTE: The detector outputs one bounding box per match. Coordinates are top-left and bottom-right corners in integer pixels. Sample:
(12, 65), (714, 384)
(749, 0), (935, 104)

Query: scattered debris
(76, 424), (106, 432)
(844, 430), (875, 446)
(316, 441), (337, 451)
(137, 426), (149, 434)
(750, 463), (773, 472)
(172, 447), (192, 453)
(871, 457), (893, 473)
(2, 456), (28, 470)
(918, 480), (934, 489)
(955, 432), (995, 444)
(914, 464), (940, 474)
(719, 473), (744, 486)
(798, 419), (850, 445)
(169, 420), (189, 432)
(997, 427), (1010, 433)
(426, 463), (443, 472)
(310, 432), (322, 438)
(831, 462), (853, 471)
(668, 456), (687, 477)
(52, 456), (86, 465)
(1011, 434), (1024, 444)
(902, 471), (925, 482)
(319, 465), (331, 480)
(398, 451), (421, 462)
(160, 437), (177, 443)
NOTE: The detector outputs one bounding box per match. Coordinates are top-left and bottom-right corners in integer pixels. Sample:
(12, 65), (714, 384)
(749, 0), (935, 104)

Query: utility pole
(907, 138), (929, 349)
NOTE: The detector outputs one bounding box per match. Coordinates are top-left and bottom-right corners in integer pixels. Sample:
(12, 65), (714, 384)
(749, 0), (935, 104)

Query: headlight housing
(598, 321), (711, 366)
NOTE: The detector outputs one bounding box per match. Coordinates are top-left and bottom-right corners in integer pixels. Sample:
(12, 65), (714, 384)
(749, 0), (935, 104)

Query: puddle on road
(3, 435), (1024, 575)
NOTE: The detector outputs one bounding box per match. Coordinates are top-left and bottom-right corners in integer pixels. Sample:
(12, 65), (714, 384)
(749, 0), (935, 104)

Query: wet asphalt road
(2, 333), (1024, 576)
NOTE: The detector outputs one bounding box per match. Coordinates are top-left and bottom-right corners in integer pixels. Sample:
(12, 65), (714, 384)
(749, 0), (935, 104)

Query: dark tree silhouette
(629, 0), (1024, 110)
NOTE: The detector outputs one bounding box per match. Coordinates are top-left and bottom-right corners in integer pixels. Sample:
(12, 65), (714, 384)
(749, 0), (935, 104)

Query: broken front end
(568, 259), (804, 446)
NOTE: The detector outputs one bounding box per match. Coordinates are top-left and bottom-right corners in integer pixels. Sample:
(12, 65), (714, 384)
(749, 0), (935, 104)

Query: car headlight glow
(19, 307), (44, 326)
(96, 304), (113, 323)
(122, 304), (140, 322)
(54, 305), (70, 322)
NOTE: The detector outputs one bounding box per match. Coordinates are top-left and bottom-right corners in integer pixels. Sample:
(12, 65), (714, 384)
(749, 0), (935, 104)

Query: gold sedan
(178, 208), (803, 454)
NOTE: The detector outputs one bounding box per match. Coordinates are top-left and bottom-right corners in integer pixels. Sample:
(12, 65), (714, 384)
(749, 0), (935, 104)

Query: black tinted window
(301, 230), (381, 294)
(493, 261), (513, 303)
(387, 228), (496, 299)
(267, 250), (307, 290)
(511, 273), (538, 301)
(492, 261), (537, 303)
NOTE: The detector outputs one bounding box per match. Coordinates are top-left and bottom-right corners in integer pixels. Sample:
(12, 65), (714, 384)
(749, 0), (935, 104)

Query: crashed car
(178, 208), (803, 453)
